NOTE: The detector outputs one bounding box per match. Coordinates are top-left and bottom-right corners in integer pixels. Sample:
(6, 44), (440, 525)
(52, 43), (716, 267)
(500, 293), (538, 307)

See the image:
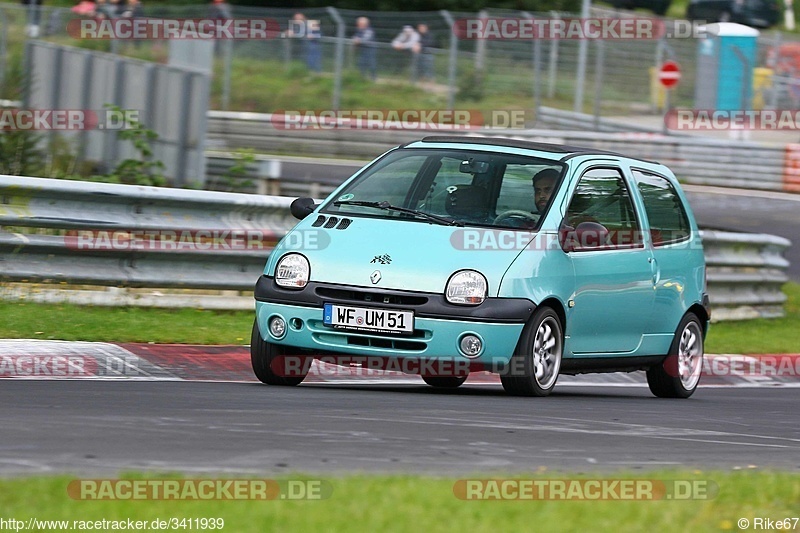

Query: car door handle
(649, 256), (660, 285)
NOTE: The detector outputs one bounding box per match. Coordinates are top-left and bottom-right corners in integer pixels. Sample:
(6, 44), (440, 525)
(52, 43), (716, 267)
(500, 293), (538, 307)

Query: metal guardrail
(703, 230), (791, 320)
(207, 111), (796, 193)
(0, 175), (791, 320)
(0, 175), (294, 290)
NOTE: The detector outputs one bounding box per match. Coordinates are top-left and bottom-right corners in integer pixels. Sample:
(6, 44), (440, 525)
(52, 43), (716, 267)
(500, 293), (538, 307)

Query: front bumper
(254, 276), (534, 365)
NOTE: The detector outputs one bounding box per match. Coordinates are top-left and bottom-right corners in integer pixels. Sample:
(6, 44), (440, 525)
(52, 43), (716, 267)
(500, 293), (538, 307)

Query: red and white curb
(1, 340), (799, 387)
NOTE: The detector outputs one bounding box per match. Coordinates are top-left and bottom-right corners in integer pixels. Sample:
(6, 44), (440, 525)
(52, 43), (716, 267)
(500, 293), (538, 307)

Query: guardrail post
(327, 7), (344, 113)
(440, 10), (458, 111)
(257, 159), (282, 196)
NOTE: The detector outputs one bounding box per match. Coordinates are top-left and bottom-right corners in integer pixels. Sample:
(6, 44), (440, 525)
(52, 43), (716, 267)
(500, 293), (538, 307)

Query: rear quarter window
(631, 169), (691, 246)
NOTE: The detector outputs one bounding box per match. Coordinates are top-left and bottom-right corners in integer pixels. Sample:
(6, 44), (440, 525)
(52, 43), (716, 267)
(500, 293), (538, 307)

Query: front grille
(315, 287), (428, 306)
(346, 336), (426, 351)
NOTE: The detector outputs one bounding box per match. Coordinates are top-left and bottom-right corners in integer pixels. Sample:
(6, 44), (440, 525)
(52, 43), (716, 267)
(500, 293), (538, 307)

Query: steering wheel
(493, 210), (539, 226)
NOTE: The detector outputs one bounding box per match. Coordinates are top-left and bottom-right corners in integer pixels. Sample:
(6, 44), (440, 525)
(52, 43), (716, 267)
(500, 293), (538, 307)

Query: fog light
(269, 316), (287, 339)
(459, 334), (482, 358)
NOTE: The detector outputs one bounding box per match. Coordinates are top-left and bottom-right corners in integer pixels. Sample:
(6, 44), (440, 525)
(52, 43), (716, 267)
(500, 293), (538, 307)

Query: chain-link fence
(2, 2), (800, 128)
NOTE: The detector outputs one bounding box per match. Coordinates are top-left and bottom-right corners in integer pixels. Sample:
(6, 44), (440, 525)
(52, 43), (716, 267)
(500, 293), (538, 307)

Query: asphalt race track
(2, 378), (799, 476)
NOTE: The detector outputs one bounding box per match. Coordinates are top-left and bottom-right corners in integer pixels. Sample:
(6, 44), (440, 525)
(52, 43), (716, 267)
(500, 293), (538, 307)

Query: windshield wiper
(333, 200), (463, 227)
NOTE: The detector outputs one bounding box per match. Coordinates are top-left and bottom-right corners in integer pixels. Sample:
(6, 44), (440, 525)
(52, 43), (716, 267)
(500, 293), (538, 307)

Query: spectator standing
(288, 13), (322, 73)
(208, 0), (231, 20)
(94, 0), (116, 19)
(21, 0), (43, 38)
(119, 0), (142, 18)
(208, 0), (231, 56)
(391, 24), (420, 82)
(414, 23), (435, 82)
(391, 24), (419, 51)
(352, 16), (376, 81)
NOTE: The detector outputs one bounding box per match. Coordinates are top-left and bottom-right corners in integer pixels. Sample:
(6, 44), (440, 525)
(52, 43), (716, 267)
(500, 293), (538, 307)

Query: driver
(532, 168), (559, 215)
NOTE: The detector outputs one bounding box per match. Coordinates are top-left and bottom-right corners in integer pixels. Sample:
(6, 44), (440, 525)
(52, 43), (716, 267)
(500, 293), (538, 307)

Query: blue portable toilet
(694, 23), (760, 110)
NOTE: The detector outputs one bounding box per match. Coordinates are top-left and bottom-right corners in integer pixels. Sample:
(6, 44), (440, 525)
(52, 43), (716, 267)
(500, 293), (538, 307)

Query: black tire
(250, 319), (309, 386)
(501, 307), (563, 397)
(421, 375), (468, 388)
(646, 312), (704, 398)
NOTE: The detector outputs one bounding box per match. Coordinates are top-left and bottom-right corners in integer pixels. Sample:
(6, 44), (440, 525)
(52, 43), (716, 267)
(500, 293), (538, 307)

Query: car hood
(271, 216), (541, 296)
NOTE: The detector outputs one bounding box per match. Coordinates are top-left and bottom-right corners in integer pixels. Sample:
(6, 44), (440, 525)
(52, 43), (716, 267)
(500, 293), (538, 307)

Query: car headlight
(275, 253), (310, 289)
(446, 270), (487, 305)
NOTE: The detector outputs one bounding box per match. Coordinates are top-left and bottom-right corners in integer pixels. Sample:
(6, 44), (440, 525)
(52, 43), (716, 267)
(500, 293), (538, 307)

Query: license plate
(323, 303), (414, 335)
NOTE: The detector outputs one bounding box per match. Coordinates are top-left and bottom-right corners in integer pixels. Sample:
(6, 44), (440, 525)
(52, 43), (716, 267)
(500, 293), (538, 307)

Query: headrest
(445, 184), (489, 218)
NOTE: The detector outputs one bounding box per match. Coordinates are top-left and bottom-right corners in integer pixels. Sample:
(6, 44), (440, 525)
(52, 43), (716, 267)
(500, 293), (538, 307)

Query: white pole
(786, 0), (795, 31)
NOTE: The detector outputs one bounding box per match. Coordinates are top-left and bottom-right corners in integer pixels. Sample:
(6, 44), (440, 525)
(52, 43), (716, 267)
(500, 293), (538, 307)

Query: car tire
(250, 319), (309, 386)
(421, 375), (468, 388)
(646, 312), (704, 398)
(501, 306), (563, 397)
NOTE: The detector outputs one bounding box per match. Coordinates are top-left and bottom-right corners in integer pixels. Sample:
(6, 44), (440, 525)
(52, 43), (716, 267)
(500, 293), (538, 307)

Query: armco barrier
(207, 111), (793, 193)
(0, 175), (791, 320)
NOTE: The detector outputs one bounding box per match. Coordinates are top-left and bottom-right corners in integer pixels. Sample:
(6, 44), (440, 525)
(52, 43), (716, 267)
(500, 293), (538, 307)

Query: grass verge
(0, 471), (798, 532)
(0, 283), (798, 354)
(705, 283), (800, 354)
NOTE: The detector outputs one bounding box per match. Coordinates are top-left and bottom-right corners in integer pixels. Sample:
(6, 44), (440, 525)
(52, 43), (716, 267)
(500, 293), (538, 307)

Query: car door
(562, 166), (655, 355)
(630, 168), (700, 335)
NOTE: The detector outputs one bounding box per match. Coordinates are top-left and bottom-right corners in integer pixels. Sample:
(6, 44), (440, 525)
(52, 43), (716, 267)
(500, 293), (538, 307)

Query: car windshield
(323, 148), (566, 230)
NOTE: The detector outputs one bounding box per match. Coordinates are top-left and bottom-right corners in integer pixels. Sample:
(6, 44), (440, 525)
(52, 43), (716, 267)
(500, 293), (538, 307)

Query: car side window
(496, 164), (538, 213)
(631, 169), (691, 246)
(564, 167), (643, 250)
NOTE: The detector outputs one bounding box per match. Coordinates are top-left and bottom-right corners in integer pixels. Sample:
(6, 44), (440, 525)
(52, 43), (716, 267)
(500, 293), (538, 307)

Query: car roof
(411, 135), (659, 165)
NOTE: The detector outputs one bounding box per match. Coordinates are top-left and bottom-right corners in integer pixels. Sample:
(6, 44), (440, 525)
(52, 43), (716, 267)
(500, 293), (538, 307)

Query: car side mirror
(290, 197), (317, 220)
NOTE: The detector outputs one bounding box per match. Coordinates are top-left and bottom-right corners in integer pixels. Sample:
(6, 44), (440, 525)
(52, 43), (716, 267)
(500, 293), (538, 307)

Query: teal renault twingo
(252, 136), (709, 398)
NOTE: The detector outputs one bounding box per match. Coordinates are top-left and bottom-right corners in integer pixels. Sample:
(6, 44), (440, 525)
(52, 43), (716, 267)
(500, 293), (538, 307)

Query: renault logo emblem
(370, 270), (381, 284)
